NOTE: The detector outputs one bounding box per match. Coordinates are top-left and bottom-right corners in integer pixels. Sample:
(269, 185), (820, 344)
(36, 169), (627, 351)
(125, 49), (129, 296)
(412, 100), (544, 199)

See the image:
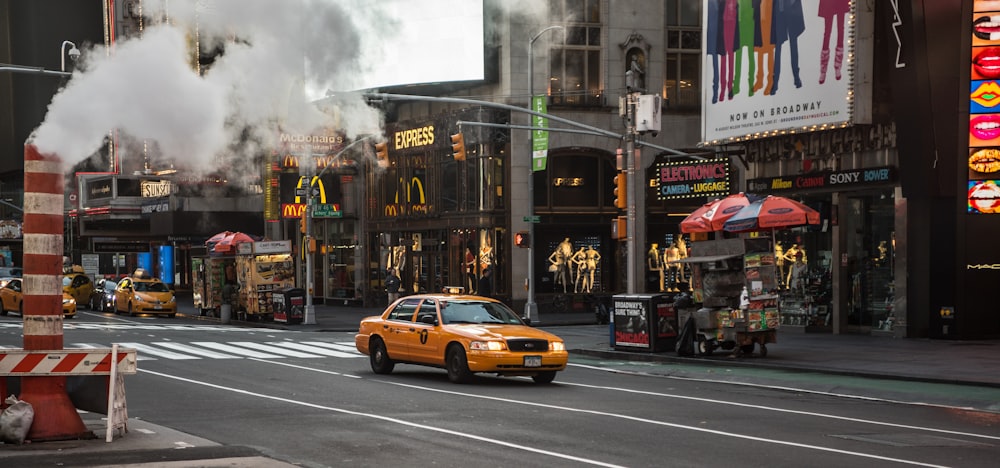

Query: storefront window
(773, 197), (834, 330)
(844, 192), (895, 331)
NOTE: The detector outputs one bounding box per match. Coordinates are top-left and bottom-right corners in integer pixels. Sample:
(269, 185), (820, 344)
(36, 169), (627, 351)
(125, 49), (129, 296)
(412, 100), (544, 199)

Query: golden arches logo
(282, 155), (299, 168)
(295, 176), (327, 204)
(384, 176), (427, 216)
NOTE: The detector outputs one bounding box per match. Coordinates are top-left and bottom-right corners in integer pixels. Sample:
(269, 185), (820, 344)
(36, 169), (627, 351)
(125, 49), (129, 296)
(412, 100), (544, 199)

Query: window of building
(664, 0), (701, 110)
(548, 0), (603, 106)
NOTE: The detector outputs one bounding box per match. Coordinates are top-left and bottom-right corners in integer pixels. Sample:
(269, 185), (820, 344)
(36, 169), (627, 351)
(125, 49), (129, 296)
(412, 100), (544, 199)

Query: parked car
(1, 277), (77, 318)
(89, 278), (118, 312)
(114, 272), (176, 317)
(355, 292), (568, 384)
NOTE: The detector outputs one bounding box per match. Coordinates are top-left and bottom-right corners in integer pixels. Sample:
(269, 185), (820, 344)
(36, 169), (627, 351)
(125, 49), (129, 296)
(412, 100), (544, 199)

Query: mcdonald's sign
(282, 154), (299, 169)
(282, 203), (307, 218)
(384, 176), (428, 217)
(295, 176), (327, 204)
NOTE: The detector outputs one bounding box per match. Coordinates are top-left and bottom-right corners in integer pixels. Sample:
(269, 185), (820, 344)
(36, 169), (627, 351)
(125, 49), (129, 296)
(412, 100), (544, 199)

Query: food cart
(234, 240), (295, 321)
(675, 237), (779, 357)
(192, 255), (236, 317)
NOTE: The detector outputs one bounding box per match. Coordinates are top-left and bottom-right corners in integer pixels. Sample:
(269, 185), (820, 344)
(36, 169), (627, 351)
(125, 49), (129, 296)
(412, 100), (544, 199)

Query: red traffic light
(514, 231), (530, 248)
(450, 132), (467, 161)
(613, 171), (627, 210)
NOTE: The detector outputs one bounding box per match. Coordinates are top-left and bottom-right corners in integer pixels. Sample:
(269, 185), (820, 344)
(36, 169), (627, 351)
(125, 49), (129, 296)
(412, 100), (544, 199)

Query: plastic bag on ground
(0, 394), (35, 445)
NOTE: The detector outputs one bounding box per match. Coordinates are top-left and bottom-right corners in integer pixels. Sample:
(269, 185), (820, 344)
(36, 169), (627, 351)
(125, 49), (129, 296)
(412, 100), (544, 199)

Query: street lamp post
(60, 41), (79, 72)
(526, 25), (563, 323)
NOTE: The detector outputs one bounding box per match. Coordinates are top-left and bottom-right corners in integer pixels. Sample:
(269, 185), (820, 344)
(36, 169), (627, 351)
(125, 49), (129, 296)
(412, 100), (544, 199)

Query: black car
(89, 278), (118, 312)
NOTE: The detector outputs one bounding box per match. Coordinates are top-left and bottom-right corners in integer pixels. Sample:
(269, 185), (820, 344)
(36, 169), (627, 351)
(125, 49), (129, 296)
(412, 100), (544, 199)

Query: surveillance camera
(68, 47), (81, 60)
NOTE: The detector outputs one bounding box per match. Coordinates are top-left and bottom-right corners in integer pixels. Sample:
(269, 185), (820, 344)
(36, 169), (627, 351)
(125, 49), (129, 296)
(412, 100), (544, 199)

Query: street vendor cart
(675, 237), (780, 357)
(234, 240), (295, 321)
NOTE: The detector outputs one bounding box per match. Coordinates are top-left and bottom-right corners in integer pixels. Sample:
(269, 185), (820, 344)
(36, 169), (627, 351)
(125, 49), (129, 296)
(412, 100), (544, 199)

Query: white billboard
(700, 0), (855, 144)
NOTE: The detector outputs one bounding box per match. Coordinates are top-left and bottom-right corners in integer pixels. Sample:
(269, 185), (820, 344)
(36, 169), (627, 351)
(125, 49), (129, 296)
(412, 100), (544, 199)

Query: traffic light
(613, 171), (627, 210)
(375, 142), (389, 168)
(299, 214), (306, 233)
(514, 231), (530, 248)
(450, 132), (466, 161)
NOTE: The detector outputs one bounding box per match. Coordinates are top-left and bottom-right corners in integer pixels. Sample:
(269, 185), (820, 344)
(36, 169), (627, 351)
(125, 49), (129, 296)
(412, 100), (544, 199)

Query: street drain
(830, 433), (993, 448)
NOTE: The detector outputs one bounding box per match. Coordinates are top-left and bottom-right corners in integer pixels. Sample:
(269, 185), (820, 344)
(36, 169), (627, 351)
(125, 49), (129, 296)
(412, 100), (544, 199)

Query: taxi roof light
(442, 286), (465, 294)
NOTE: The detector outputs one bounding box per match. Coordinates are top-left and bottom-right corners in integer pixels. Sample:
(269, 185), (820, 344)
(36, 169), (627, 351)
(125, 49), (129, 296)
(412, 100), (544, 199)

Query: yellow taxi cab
(114, 270), (176, 317)
(62, 266), (94, 306)
(355, 289), (568, 384)
(1, 277), (77, 318)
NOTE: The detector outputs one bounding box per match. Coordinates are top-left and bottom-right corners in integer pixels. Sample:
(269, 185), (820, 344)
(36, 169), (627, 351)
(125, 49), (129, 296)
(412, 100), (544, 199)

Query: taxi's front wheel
(446, 345), (472, 384)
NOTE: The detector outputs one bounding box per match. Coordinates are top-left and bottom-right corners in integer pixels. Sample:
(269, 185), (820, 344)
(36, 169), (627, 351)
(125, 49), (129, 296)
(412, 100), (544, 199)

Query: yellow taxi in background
(1, 277), (77, 318)
(114, 271), (176, 317)
(355, 291), (568, 384)
(62, 267), (94, 306)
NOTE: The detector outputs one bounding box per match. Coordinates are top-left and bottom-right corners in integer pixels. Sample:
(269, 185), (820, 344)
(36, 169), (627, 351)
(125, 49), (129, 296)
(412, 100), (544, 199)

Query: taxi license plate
(524, 356), (542, 367)
(154, 305), (162, 310)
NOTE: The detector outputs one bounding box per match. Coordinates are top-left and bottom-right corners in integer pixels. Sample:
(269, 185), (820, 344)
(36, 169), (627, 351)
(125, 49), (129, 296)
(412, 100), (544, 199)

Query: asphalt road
(3, 309), (999, 467)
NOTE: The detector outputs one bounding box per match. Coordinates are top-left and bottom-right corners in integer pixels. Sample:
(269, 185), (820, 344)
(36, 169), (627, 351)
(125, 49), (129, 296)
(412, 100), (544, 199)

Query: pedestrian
(386, 268), (401, 304)
(477, 267), (493, 299)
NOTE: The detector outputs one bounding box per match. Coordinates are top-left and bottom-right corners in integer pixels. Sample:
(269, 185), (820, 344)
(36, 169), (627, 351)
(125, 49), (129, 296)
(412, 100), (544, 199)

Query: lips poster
(700, 0), (856, 144)
(969, 1), (1000, 213)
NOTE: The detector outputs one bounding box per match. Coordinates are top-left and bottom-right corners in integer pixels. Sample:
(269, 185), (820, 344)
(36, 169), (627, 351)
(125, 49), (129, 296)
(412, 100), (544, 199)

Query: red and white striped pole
(19, 144), (88, 440)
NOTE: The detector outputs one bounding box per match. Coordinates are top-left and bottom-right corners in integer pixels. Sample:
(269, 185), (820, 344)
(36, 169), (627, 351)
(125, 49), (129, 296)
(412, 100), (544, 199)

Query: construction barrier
(0, 345), (137, 442)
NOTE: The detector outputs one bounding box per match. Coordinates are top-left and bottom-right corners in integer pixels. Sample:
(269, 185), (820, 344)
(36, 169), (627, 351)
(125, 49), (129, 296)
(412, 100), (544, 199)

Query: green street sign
(523, 215), (540, 223)
(313, 204), (342, 218)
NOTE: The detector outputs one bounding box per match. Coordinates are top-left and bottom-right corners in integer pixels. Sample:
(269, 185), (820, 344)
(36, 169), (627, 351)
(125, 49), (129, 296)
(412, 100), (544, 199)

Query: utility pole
(624, 93), (638, 294)
(303, 175), (316, 325)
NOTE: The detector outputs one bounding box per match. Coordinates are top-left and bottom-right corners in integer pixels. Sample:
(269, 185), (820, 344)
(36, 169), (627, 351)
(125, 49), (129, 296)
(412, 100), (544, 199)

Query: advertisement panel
(701, 0), (855, 143)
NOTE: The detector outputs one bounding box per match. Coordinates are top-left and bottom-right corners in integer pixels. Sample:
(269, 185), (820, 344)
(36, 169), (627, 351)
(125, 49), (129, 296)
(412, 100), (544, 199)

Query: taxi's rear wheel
(446, 345), (472, 384)
(532, 371), (557, 384)
(369, 337), (394, 374)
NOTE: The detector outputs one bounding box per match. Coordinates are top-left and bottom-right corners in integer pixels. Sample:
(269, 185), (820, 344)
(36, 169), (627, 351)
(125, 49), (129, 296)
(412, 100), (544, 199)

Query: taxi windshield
(440, 301), (524, 325)
(135, 282), (170, 293)
(62, 276), (72, 287)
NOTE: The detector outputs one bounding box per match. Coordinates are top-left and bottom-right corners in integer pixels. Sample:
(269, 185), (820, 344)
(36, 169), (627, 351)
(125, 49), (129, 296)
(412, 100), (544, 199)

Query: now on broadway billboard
(701, 0), (859, 143)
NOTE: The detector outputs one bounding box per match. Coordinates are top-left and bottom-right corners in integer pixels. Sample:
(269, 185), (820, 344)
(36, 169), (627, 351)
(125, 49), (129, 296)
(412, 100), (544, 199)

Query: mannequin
(465, 247), (477, 293)
(647, 243), (664, 291)
(774, 241), (786, 286)
(781, 243), (801, 288)
(675, 236), (689, 284)
(549, 237), (574, 293)
(571, 247), (587, 293)
(788, 252), (808, 295)
(664, 242), (682, 292)
(582, 245), (601, 293)
(479, 236), (494, 272)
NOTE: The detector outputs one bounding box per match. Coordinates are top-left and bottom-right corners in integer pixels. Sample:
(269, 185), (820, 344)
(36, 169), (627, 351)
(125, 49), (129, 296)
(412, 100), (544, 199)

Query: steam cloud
(30, 0), (392, 175)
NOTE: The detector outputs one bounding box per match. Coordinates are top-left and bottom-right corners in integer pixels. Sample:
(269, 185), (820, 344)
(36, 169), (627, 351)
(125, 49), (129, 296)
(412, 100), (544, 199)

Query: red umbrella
(723, 196), (820, 232)
(679, 193), (758, 233)
(211, 232), (258, 254)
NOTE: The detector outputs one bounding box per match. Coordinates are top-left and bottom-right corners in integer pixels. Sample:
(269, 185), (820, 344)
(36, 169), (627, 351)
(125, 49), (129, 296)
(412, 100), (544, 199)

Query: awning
(667, 253), (742, 264)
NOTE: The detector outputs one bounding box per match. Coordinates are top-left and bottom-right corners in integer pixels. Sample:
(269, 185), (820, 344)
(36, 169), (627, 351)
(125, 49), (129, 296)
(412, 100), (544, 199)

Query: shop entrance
(844, 192), (895, 333)
(407, 251), (447, 295)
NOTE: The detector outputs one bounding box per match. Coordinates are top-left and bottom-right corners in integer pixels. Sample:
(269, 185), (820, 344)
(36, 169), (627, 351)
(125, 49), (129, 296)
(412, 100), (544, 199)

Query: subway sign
(655, 158), (730, 200)
(747, 166), (897, 193)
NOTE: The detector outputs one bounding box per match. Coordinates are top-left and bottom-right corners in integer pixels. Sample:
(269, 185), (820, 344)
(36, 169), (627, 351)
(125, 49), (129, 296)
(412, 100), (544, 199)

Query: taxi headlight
(469, 341), (506, 351)
(63, 298), (75, 305)
(550, 341), (566, 352)
(168, 296), (176, 303)
(134, 295), (145, 303)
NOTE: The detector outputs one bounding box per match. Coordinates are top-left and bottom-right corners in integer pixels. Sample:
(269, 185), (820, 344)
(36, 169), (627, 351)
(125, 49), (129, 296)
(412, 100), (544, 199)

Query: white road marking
(190, 342), (284, 359)
(226, 341), (323, 358)
(154, 342), (243, 359)
(116, 342), (200, 360)
(267, 341), (361, 358)
(140, 368), (626, 468)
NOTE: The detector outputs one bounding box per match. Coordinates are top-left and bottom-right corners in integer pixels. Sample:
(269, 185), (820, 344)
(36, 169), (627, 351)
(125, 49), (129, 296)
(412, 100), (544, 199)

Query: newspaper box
(273, 287), (305, 324)
(612, 294), (677, 352)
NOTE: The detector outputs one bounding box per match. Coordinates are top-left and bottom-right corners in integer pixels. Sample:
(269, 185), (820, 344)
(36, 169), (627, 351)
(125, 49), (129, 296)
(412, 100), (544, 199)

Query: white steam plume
(30, 0), (390, 173)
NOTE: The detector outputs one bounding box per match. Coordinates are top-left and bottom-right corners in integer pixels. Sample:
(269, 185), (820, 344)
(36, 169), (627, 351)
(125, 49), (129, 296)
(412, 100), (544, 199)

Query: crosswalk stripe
(117, 342), (200, 360)
(301, 341), (363, 354)
(228, 341), (323, 358)
(191, 342), (284, 359)
(267, 341), (362, 358)
(154, 342), (242, 359)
